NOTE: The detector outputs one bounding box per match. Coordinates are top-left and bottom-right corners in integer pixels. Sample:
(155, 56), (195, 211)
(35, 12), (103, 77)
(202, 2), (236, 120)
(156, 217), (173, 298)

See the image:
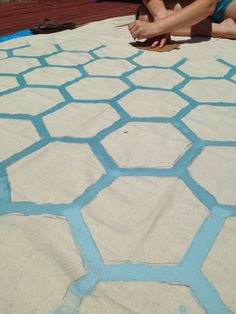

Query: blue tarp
(0, 29), (32, 43)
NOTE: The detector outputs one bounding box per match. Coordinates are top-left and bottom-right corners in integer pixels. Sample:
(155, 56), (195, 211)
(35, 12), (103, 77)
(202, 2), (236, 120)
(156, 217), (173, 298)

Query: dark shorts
(211, 0), (233, 22)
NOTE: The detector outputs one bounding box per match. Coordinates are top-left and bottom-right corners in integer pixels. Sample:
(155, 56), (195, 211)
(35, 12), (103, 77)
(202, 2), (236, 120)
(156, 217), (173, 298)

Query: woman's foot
(218, 18), (236, 38)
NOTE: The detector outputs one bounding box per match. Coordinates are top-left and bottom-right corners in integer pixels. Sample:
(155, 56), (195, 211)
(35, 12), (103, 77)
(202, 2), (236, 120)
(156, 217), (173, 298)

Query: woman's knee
(136, 4), (153, 21)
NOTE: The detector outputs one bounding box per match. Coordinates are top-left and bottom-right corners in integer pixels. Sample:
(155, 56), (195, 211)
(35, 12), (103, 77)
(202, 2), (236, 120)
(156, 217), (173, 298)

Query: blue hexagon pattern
(0, 17), (236, 314)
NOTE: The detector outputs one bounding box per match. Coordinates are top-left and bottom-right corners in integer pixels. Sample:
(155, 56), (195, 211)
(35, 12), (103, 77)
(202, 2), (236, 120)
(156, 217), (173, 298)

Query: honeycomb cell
(7, 142), (104, 204)
(179, 59), (229, 77)
(102, 122), (191, 168)
(95, 45), (137, 58)
(24, 67), (81, 86)
(177, 40), (220, 60)
(202, 217), (236, 313)
(0, 214), (86, 314)
(66, 77), (128, 100)
(134, 50), (183, 67)
(189, 147), (236, 205)
(183, 105), (236, 141)
(0, 119), (39, 162)
(0, 57), (40, 74)
(84, 59), (135, 76)
(46, 52), (93, 66)
(80, 282), (205, 314)
(0, 39), (28, 50)
(0, 87), (64, 115)
(57, 36), (102, 52)
(181, 79), (236, 103)
(118, 89), (188, 117)
(220, 42), (236, 66)
(43, 102), (120, 137)
(0, 76), (19, 93)
(128, 68), (184, 89)
(0, 51), (7, 59)
(82, 177), (207, 264)
(13, 45), (57, 57)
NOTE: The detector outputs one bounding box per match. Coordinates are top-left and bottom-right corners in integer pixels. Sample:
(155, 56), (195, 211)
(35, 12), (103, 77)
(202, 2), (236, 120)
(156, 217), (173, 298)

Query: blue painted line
(108, 100), (131, 119)
(174, 87), (198, 104)
(0, 40), (235, 314)
(31, 116), (51, 138)
(0, 113), (32, 120)
(89, 141), (118, 171)
(198, 102), (236, 107)
(190, 271), (233, 314)
(102, 263), (182, 283)
(95, 118), (127, 141)
(0, 73), (16, 77)
(173, 102), (198, 120)
(0, 86), (22, 98)
(25, 84), (60, 89)
(0, 30), (32, 43)
(50, 137), (91, 144)
(179, 304), (187, 313)
(203, 140), (236, 147)
(16, 65), (43, 77)
(0, 201), (67, 216)
(218, 58), (236, 70)
(0, 138), (51, 170)
(129, 116), (171, 123)
(181, 212), (226, 268)
(181, 170), (218, 210)
(54, 44), (64, 53)
(38, 100), (70, 118)
(172, 119), (202, 142)
(173, 143), (203, 174)
(64, 207), (104, 273)
(72, 172), (118, 208)
(118, 167), (178, 177)
(0, 170), (11, 202)
(110, 85), (134, 102)
(71, 273), (100, 298)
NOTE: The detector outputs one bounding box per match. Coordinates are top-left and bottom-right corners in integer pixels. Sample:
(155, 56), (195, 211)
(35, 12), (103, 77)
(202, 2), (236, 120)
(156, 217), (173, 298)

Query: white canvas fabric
(0, 214), (86, 314)
(202, 217), (236, 312)
(82, 176), (207, 264)
(80, 282), (205, 314)
(8, 142), (104, 204)
(0, 119), (39, 162)
(0, 15), (235, 314)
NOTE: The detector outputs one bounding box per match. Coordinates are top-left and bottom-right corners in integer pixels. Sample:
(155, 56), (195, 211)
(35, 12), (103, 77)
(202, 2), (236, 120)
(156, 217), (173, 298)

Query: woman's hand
(147, 32), (171, 48)
(128, 20), (160, 40)
(128, 20), (170, 48)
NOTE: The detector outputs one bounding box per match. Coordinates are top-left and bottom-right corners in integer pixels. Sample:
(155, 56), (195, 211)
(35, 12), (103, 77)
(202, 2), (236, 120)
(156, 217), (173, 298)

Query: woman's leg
(137, 1), (236, 39)
(173, 18), (236, 38)
(170, 0), (236, 38)
(137, 3), (212, 37)
(137, 4), (154, 22)
(224, 0), (236, 20)
(175, 0), (236, 38)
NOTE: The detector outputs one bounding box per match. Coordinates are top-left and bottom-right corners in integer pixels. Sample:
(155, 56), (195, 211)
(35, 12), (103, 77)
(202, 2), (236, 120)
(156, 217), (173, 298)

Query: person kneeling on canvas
(128, 0), (236, 47)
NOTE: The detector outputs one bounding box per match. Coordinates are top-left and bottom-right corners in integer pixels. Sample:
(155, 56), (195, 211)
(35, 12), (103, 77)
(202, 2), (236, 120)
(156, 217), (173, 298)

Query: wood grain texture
(0, 0), (139, 36)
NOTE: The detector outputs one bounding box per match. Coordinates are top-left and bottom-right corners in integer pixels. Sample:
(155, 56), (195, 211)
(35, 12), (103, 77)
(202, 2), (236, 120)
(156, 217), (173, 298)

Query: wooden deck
(0, 0), (139, 36)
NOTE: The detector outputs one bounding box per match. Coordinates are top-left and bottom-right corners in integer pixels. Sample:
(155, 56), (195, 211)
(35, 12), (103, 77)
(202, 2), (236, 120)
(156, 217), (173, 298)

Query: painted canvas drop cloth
(0, 16), (236, 314)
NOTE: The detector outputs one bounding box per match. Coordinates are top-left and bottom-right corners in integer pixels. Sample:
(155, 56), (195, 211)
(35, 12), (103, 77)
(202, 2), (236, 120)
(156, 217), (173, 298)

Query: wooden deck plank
(0, 0), (138, 36)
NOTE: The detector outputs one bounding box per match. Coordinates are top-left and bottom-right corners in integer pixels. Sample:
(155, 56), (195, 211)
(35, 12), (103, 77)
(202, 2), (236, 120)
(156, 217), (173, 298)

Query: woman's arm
(157, 0), (217, 33)
(129, 0), (218, 40)
(141, 0), (171, 47)
(143, 0), (169, 20)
